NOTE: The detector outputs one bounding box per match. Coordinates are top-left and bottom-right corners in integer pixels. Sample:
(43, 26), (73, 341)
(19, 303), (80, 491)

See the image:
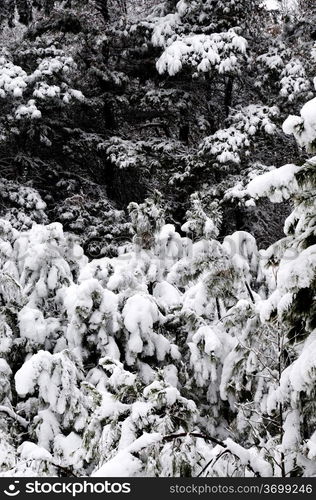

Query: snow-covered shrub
(200, 105), (279, 165)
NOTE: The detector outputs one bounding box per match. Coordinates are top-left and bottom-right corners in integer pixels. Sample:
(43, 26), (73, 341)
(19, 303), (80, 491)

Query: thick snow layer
(151, 13), (181, 48)
(92, 450), (142, 477)
(280, 330), (316, 394)
(223, 231), (259, 276)
(225, 438), (273, 476)
(18, 441), (53, 462)
(18, 307), (59, 344)
(35, 409), (60, 450)
(0, 430), (16, 471)
(282, 410), (300, 452)
(200, 105), (278, 164)
(282, 115), (303, 135)
(0, 53), (84, 123)
(257, 289), (281, 322)
(123, 294), (159, 341)
(193, 326), (222, 358)
(0, 358), (11, 376)
(99, 358), (136, 391)
(14, 350), (87, 437)
(307, 431), (316, 459)
(263, 0), (280, 10)
(153, 281), (182, 310)
(280, 60), (310, 103)
(64, 278), (119, 355)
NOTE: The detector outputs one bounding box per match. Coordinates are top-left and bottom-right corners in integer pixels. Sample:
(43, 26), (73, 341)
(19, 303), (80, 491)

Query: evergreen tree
(0, 0), (316, 480)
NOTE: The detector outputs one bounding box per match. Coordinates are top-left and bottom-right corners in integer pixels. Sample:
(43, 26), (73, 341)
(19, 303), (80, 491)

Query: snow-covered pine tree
(0, 0), (316, 481)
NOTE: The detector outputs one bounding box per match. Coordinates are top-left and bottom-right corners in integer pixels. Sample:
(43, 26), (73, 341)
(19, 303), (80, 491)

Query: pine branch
(245, 281), (255, 303)
(163, 432), (227, 448)
(0, 405), (29, 429)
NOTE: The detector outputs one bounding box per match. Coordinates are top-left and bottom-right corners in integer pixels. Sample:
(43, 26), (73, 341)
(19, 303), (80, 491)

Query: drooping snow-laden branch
(0, 405), (29, 429)
(16, 458), (78, 478)
(163, 431), (227, 447)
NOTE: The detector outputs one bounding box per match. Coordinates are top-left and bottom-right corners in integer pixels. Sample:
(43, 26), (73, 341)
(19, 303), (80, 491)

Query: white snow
(53, 432), (83, 467)
(153, 281), (182, 311)
(246, 164), (300, 202)
(156, 31), (247, 77)
(200, 105), (278, 164)
(225, 438), (273, 476)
